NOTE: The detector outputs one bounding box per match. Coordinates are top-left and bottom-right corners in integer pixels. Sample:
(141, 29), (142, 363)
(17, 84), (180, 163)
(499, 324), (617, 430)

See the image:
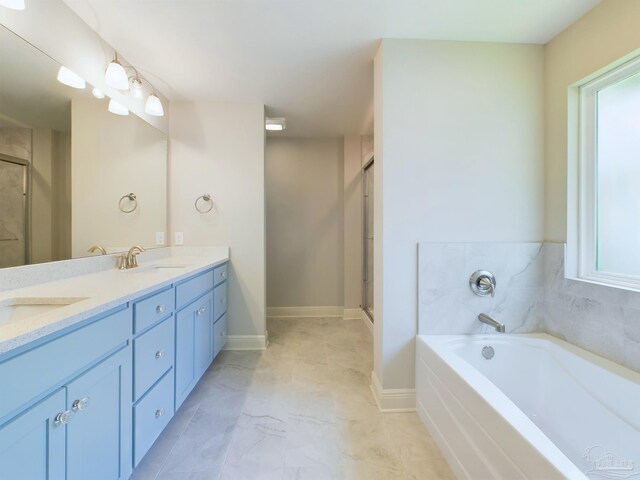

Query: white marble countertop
(0, 247), (229, 356)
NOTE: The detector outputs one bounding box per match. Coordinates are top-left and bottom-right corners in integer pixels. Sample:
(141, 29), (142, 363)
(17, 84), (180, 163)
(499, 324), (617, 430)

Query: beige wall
(31, 129), (54, 264)
(545, 0), (640, 241)
(170, 102), (266, 340)
(374, 39), (545, 390)
(265, 137), (344, 307)
(343, 135), (363, 309)
(52, 131), (71, 261)
(72, 99), (167, 257)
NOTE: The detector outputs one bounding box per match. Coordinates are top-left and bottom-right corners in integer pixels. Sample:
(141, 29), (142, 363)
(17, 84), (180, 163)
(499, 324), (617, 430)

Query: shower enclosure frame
(0, 153), (31, 266)
(362, 155), (374, 322)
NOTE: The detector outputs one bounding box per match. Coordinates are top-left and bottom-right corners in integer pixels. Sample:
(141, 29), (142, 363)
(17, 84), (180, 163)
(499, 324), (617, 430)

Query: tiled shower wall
(419, 242), (640, 372)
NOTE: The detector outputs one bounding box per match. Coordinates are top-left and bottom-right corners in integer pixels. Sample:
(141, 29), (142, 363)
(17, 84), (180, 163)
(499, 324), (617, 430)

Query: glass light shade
(0, 0), (25, 10)
(265, 124), (283, 131)
(108, 98), (129, 116)
(145, 93), (164, 117)
(105, 60), (129, 90)
(57, 66), (86, 89)
(92, 88), (105, 99)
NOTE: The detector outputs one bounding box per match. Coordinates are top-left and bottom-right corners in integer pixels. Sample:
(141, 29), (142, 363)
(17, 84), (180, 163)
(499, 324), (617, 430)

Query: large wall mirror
(0, 24), (167, 269)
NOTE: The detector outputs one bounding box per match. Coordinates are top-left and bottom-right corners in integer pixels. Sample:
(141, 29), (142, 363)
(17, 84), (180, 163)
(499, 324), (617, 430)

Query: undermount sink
(126, 264), (192, 273)
(0, 297), (89, 326)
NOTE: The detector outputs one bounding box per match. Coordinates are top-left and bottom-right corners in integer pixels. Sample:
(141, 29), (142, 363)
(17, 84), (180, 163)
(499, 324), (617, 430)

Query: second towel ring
(119, 193), (137, 213)
(195, 193), (214, 213)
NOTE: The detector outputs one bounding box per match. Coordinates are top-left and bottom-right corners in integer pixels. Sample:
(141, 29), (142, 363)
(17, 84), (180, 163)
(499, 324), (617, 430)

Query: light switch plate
(175, 232), (184, 245)
(156, 232), (165, 245)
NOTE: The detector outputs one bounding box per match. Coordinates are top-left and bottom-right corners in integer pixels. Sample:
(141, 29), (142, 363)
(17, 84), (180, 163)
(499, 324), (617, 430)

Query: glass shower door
(363, 159), (374, 321)
(0, 157), (28, 268)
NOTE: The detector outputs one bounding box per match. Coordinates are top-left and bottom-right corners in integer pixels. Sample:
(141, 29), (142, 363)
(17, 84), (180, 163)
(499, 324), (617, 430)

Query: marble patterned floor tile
(132, 317), (452, 480)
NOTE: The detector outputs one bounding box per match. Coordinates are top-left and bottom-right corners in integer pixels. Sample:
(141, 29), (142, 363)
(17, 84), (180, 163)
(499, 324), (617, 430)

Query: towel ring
(195, 193), (214, 213)
(119, 193), (137, 213)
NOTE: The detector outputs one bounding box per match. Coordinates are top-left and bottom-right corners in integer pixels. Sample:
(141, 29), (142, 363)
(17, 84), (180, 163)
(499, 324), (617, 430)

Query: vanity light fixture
(57, 66), (86, 89)
(108, 98), (129, 116)
(105, 52), (129, 90)
(145, 92), (164, 117)
(265, 117), (286, 131)
(0, 0), (25, 10)
(92, 87), (105, 99)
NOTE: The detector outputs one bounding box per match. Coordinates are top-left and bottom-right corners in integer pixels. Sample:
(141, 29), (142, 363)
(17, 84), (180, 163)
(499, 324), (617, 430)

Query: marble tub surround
(131, 317), (454, 480)
(418, 242), (545, 334)
(0, 247), (229, 354)
(419, 241), (640, 373)
(543, 242), (640, 372)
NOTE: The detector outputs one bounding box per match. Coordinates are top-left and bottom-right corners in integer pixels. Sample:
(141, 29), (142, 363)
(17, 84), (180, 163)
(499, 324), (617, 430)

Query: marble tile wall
(543, 243), (640, 372)
(418, 242), (545, 335)
(419, 241), (640, 372)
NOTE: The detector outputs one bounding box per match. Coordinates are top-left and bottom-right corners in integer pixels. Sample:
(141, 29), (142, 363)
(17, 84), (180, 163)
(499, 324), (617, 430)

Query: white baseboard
(370, 371), (416, 412)
(361, 310), (373, 335)
(223, 335), (267, 350)
(343, 307), (361, 320)
(267, 306), (344, 318)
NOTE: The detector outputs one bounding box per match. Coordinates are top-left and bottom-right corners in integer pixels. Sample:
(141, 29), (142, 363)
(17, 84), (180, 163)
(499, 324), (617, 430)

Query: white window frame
(567, 55), (640, 291)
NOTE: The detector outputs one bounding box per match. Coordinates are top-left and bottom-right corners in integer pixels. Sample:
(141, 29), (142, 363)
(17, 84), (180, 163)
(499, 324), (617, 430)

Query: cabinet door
(0, 389), (66, 480)
(66, 347), (132, 480)
(196, 292), (214, 373)
(175, 292), (213, 409)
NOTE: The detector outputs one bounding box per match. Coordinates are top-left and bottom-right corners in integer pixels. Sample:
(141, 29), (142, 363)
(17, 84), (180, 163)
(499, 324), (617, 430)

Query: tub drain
(482, 345), (495, 360)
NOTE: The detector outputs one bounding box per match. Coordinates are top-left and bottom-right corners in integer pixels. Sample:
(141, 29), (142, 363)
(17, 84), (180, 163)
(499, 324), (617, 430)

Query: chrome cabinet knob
(54, 410), (73, 426)
(220, 331), (226, 337)
(196, 307), (205, 316)
(155, 408), (165, 418)
(155, 350), (165, 360)
(72, 397), (90, 412)
(221, 271), (226, 278)
(156, 304), (166, 314)
(222, 298), (226, 304)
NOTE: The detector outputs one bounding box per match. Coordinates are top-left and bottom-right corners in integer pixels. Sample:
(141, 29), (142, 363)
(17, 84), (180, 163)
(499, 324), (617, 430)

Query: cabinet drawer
(213, 281), (227, 321)
(213, 263), (228, 286)
(213, 313), (227, 359)
(0, 307), (130, 421)
(176, 270), (214, 309)
(133, 288), (174, 334)
(133, 370), (174, 467)
(133, 317), (174, 401)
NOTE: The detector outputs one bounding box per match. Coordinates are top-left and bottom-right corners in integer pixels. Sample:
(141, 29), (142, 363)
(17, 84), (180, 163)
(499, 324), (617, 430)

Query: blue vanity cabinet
(212, 263), (229, 358)
(0, 389), (66, 480)
(0, 307), (132, 480)
(175, 290), (214, 409)
(66, 347), (132, 480)
(131, 289), (176, 468)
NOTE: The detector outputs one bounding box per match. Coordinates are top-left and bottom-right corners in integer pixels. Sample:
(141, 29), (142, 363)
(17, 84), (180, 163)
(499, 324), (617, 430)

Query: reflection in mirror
(0, 24), (167, 269)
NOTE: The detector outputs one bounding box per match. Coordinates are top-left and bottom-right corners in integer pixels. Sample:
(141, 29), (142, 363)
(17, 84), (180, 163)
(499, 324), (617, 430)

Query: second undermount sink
(0, 297), (89, 327)
(126, 264), (192, 273)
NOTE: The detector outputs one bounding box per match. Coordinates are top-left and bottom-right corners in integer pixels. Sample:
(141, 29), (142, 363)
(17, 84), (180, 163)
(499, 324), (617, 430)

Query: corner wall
(169, 102), (266, 346)
(545, 0), (640, 242)
(374, 39), (545, 396)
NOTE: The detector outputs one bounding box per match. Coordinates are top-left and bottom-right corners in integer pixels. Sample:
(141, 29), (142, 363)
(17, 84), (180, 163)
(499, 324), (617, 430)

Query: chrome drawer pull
(155, 408), (165, 418)
(54, 410), (73, 426)
(156, 304), (166, 314)
(72, 397), (90, 412)
(155, 350), (165, 360)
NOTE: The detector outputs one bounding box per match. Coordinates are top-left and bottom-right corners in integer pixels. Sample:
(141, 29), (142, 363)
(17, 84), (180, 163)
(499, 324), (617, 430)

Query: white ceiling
(62, 0), (600, 137)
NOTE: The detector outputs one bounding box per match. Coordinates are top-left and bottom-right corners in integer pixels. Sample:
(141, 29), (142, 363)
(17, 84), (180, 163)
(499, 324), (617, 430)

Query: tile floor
(131, 317), (455, 480)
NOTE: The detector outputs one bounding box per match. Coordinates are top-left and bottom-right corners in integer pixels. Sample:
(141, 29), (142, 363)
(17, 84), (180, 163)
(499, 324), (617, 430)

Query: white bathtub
(416, 334), (640, 480)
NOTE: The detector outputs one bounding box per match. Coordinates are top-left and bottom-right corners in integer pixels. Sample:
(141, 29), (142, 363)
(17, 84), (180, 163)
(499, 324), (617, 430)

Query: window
(570, 56), (640, 289)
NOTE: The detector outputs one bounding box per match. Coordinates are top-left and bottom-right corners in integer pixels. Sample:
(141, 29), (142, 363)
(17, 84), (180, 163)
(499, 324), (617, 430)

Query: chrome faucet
(125, 245), (145, 269)
(478, 313), (505, 333)
(88, 245), (107, 255)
